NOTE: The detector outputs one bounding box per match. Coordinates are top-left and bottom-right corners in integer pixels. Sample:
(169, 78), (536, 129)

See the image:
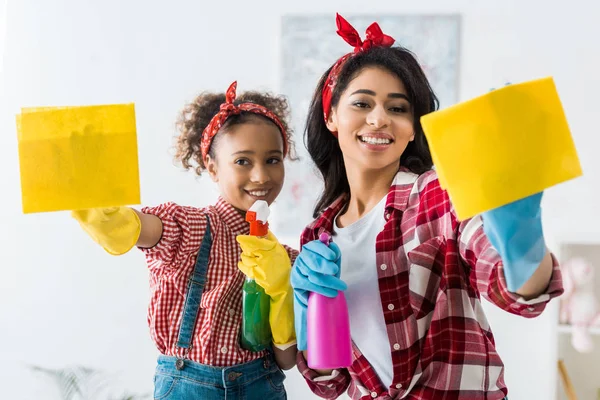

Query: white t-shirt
(332, 194), (394, 388)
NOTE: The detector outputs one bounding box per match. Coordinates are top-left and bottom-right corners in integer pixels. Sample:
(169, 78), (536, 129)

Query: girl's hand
(236, 231), (296, 347)
(236, 231), (291, 296)
(72, 207), (142, 255)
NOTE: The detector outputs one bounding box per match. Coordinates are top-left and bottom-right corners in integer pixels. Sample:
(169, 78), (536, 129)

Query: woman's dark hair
(175, 91), (296, 176)
(306, 46), (439, 217)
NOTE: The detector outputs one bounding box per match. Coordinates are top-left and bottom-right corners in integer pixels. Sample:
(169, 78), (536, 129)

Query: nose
(366, 105), (391, 129)
(250, 165), (270, 184)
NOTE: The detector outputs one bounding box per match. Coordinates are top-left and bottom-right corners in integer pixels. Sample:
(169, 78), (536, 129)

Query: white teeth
(360, 136), (391, 145)
(248, 190), (268, 196)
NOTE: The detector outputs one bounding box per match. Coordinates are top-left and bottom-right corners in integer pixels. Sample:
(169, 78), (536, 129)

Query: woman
(289, 14), (563, 400)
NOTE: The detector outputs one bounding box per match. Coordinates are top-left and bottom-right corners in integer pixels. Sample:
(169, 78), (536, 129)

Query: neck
(338, 161), (399, 226)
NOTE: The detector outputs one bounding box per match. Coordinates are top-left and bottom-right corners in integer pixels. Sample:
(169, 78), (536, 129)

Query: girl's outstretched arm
(133, 209), (163, 249)
(72, 207), (163, 254)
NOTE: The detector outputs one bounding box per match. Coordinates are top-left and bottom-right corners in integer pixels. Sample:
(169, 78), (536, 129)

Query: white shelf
(555, 244), (600, 400)
(557, 324), (600, 335)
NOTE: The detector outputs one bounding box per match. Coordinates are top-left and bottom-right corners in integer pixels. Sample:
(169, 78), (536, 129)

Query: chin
(359, 158), (398, 171)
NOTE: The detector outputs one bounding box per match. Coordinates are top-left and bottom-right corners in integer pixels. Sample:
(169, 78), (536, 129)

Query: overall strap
(176, 215), (212, 350)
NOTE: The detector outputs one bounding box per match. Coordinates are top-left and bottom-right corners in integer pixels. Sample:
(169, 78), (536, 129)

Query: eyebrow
(231, 150), (283, 156)
(350, 89), (411, 102)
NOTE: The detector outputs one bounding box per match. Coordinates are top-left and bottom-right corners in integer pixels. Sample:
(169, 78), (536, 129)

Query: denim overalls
(153, 218), (287, 399)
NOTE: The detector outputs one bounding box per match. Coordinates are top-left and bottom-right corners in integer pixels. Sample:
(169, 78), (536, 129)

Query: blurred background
(1, 1), (599, 399)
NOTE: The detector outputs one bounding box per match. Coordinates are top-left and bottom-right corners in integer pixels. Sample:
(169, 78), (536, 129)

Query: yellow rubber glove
(71, 207), (141, 255)
(236, 231), (296, 348)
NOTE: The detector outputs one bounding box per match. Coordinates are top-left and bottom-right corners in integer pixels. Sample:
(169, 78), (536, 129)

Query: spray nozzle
(319, 232), (331, 246)
(246, 200), (270, 236)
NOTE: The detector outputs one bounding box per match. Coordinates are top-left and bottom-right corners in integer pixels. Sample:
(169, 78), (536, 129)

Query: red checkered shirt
(296, 170), (563, 400)
(140, 197), (298, 366)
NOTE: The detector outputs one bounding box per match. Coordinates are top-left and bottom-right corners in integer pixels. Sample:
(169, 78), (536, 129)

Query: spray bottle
(240, 200), (273, 351)
(306, 232), (352, 369)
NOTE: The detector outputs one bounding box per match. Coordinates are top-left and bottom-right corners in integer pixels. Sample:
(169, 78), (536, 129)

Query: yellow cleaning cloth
(16, 104), (140, 213)
(421, 77), (581, 220)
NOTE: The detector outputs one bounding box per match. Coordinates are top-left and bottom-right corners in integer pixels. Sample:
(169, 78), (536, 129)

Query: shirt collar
(385, 168), (421, 213)
(214, 197), (250, 236)
(310, 168), (422, 237)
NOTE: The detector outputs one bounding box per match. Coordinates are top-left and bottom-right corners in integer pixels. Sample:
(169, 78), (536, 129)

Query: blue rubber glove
(481, 192), (547, 292)
(291, 239), (347, 350)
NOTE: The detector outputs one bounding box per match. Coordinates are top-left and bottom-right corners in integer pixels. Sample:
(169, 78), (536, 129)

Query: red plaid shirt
(296, 170), (563, 400)
(140, 198), (297, 366)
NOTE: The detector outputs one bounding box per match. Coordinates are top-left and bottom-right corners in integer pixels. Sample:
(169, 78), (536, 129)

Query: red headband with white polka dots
(322, 14), (395, 136)
(201, 81), (288, 162)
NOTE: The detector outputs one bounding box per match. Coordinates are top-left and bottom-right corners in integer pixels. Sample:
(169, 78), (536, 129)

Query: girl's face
(206, 119), (285, 213)
(326, 66), (415, 174)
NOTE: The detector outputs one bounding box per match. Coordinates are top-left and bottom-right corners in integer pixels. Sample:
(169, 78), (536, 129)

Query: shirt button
(380, 264), (388, 271)
(393, 343), (400, 350)
(221, 346), (228, 354)
(528, 307), (535, 312)
(371, 392), (377, 398)
(388, 303), (395, 311)
(396, 383), (402, 389)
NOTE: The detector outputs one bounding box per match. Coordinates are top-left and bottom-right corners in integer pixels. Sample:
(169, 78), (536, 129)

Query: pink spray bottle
(306, 232), (353, 369)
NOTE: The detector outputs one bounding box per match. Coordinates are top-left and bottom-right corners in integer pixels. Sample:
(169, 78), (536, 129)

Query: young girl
(290, 15), (563, 400)
(72, 81), (297, 399)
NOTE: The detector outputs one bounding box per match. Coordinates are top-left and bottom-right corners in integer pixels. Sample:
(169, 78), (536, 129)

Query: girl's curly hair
(174, 90), (296, 176)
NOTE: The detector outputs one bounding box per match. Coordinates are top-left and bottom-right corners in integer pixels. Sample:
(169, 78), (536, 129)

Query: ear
(205, 155), (219, 183)
(325, 109), (338, 133)
(409, 132), (415, 142)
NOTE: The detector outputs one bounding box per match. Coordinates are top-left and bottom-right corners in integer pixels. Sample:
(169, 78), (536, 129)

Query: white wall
(1, 1), (599, 399)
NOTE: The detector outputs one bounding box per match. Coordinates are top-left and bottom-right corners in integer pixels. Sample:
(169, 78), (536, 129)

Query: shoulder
(142, 202), (209, 220)
(414, 169), (443, 193)
(300, 195), (347, 247)
(142, 201), (211, 237)
(395, 170), (456, 225)
(413, 170), (451, 207)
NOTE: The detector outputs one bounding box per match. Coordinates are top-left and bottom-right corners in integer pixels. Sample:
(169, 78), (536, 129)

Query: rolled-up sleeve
(139, 202), (207, 276)
(284, 245), (299, 265)
(458, 214), (563, 317)
(296, 351), (351, 399)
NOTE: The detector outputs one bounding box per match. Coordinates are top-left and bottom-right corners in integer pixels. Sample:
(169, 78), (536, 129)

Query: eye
(389, 106), (407, 113)
(267, 157), (281, 165)
(235, 158), (250, 166)
(352, 101), (370, 109)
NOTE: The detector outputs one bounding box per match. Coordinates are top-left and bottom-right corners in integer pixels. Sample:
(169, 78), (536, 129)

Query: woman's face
(326, 66), (415, 174)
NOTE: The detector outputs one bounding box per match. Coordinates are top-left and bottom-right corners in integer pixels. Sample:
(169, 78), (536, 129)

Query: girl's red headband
(201, 81), (288, 161)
